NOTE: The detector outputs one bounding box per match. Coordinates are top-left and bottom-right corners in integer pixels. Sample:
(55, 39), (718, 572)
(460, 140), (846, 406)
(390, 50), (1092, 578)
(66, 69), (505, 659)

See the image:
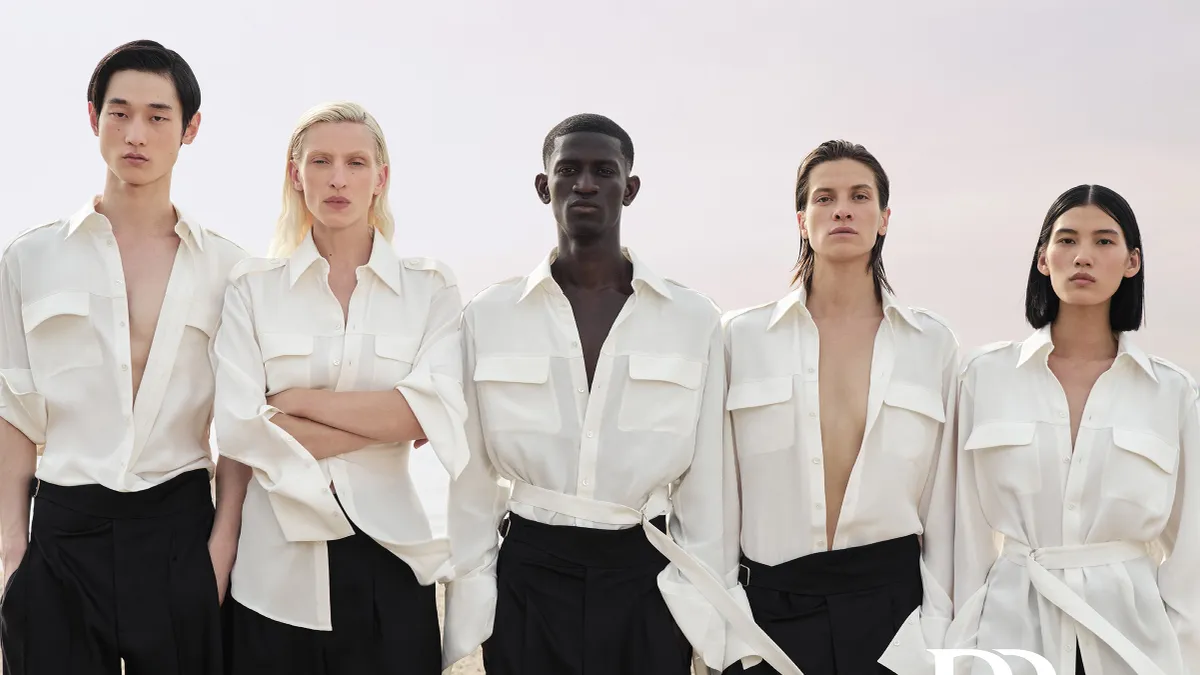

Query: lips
(829, 226), (857, 235)
(1069, 272), (1096, 284)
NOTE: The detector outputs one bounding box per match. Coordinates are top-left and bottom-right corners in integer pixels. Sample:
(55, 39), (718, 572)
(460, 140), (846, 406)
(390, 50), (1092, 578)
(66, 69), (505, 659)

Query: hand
(208, 534), (238, 606)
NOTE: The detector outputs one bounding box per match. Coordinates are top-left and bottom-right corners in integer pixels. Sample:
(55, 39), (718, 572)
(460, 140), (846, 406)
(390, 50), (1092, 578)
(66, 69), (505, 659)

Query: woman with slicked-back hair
(211, 101), (468, 674)
(949, 185), (1198, 675)
(721, 140), (959, 674)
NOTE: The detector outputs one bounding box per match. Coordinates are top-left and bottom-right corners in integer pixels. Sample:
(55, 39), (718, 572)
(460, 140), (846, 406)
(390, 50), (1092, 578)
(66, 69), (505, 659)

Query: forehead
(103, 70), (180, 108)
(550, 132), (624, 163)
(302, 121), (376, 155)
(1053, 205), (1123, 235)
(809, 159), (877, 190)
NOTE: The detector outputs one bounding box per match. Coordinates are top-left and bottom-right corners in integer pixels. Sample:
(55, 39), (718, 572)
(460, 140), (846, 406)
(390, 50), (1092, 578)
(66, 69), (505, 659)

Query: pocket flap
(474, 355), (550, 384)
(259, 333), (315, 360)
(185, 303), (221, 337)
(964, 421), (1037, 450)
(374, 334), (417, 362)
(727, 377), (794, 411)
(22, 291), (91, 333)
(883, 382), (946, 423)
(628, 354), (703, 390)
(1112, 428), (1178, 473)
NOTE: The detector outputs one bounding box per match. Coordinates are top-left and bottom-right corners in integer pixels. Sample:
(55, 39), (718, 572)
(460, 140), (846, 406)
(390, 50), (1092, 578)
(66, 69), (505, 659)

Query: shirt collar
(65, 196), (205, 251)
(288, 231), (401, 294)
(766, 285), (922, 331)
(1016, 325), (1157, 382)
(517, 247), (673, 303)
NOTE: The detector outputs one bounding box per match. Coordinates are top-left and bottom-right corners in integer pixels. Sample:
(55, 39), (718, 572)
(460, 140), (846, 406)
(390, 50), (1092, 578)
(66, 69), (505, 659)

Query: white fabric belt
(510, 480), (803, 675)
(1002, 539), (1163, 675)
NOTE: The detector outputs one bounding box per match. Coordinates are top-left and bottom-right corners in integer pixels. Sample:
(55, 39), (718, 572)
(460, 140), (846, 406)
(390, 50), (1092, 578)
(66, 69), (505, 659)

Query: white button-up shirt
(0, 198), (246, 491)
(722, 287), (958, 665)
(212, 231), (468, 631)
(949, 327), (1199, 675)
(442, 249), (748, 670)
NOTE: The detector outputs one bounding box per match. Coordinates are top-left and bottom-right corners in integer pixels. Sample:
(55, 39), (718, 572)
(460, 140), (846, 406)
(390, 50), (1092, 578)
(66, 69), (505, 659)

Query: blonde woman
(210, 101), (468, 674)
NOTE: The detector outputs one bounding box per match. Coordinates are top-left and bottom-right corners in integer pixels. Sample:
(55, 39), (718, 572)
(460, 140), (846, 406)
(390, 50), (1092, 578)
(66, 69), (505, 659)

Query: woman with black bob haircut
(948, 185), (1198, 675)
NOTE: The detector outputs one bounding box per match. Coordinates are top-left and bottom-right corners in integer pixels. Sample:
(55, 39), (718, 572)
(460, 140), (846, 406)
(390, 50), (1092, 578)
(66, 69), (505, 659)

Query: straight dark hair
(88, 40), (201, 134)
(791, 140), (893, 296)
(1025, 184), (1144, 331)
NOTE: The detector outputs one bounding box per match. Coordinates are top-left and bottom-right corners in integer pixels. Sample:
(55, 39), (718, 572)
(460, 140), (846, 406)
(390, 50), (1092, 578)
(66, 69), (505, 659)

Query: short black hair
(88, 40), (201, 133)
(541, 113), (634, 170)
(791, 139), (893, 296)
(1025, 184), (1145, 331)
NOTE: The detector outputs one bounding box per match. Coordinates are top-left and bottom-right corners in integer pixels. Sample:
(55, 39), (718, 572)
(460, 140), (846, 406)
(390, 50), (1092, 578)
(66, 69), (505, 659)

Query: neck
(551, 228), (630, 290)
(312, 221), (375, 274)
(805, 256), (881, 319)
(96, 170), (177, 236)
(1050, 302), (1117, 360)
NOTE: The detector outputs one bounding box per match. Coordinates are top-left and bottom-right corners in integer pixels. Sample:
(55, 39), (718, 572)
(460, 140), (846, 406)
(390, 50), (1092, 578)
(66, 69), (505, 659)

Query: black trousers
(482, 513), (692, 675)
(725, 535), (923, 675)
(0, 469), (221, 675)
(223, 521), (440, 675)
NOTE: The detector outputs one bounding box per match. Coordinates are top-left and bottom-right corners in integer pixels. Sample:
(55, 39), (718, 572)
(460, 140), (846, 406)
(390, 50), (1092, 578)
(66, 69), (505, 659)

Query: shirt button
(1067, 503), (1076, 511)
(333, 360), (341, 366)
(806, 367), (815, 374)
(119, 321), (126, 327)
(809, 412), (816, 418)
(1063, 457), (1070, 463)
(816, 540), (825, 548)
(577, 387), (585, 393)
(812, 458), (821, 465)
(116, 279), (124, 286)
(586, 431), (595, 438)
(1058, 412), (1067, 418)
(571, 341), (579, 348)
(581, 479), (590, 487)
(815, 502), (823, 510)
(120, 364), (129, 371)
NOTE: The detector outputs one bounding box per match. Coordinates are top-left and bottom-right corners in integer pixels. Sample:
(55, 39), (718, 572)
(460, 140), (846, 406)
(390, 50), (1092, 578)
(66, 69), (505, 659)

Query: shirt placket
(797, 316), (827, 551)
(97, 225), (137, 471)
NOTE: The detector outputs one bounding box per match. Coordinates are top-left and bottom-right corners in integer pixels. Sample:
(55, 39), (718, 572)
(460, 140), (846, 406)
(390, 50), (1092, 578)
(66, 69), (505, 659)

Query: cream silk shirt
(0, 198), (246, 491)
(212, 231), (468, 631)
(722, 288), (958, 671)
(947, 328), (1199, 675)
(442, 249), (751, 671)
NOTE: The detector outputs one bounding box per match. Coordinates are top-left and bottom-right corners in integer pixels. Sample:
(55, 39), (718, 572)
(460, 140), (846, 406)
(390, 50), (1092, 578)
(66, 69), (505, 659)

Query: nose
(1074, 245), (1094, 267)
(329, 164), (348, 189)
(573, 172), (599, 195)
(124, 117), (147, 147)
(833, 207), (853, 221)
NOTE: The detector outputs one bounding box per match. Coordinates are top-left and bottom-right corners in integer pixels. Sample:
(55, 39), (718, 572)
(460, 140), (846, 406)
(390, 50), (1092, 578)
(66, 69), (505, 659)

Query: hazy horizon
(3, 1), (1197, 523)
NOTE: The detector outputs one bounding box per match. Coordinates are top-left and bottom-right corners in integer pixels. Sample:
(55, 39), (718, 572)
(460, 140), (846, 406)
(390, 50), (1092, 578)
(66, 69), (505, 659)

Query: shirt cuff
(0, 368), (46, 445)
(658, 564), (757, 671)
(256, 404), (354, 542)
(395, 369), (469, 479)
(441, 559), (497, 670)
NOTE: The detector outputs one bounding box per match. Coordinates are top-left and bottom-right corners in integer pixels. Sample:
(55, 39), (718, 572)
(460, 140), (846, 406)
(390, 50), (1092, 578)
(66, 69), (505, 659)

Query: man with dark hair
(442, 114), (795, 675)
(0, 40), (246, 675)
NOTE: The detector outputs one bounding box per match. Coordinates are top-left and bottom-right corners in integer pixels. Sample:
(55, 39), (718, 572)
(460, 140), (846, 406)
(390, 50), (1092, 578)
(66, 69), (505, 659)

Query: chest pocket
(964, 421), (1041, 495)
(617, 354), (704, 436)
(880, 382), (946, 465)
(22, 291), (102, 378)
(1103, 428), (1178, 511)
(474, 355), (560, 433)
(259, 333), (314, 392)
(727, 377), (795, 457)
(184, 302), (221, 339)
(372, 334), (418, 387)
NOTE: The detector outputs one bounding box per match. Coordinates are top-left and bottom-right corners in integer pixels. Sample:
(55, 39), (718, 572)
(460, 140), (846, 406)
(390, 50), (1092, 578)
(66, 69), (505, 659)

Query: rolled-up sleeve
(0, 253), (45, 445)
(661, 320), (756, 671)
(393, 278), (469, 479)
(211, 276), (352, 543)
(442, 312), (510, 670)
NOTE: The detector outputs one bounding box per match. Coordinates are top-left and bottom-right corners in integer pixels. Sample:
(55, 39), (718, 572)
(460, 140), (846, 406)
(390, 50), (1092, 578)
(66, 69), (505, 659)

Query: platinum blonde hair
(269, 101), (395, 257)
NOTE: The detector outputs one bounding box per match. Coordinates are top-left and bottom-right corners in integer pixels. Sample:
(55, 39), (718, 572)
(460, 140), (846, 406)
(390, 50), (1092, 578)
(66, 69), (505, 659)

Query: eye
(312, 158), (329, 165)
(109, 112), (127, 119)
(814, 196), (832, 204)
(854, 193), (869, 200)
(556, 167), (576, 175)
(1057, 237), (1075, 245)
(350, 160), (366, 166)
(151, 116), (169, 123)
(598, 167), (616, 177)
(1098, 238), (1116, 245)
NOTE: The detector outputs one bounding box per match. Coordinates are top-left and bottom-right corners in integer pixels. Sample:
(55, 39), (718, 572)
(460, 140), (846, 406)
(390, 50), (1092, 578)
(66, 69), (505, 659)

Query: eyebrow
(107, 97), (175, 111)
(1054, 227), (1122, 236)
(812, 184), (874, 193)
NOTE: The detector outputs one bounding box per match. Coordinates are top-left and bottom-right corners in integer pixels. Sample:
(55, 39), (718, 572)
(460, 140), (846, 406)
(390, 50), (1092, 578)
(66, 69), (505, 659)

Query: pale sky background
(2, 1), (1197, 525)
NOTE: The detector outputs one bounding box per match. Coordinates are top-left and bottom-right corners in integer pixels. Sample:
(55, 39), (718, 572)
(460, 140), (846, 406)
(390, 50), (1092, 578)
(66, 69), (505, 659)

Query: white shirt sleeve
(660, 321), (756, 671)
(392, 277), (469, 480)
(441, 312), (511, 669)
(211, 275), (353, 543)
(1160, 391), (1200, 671)
(0, 252), (46, 444)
